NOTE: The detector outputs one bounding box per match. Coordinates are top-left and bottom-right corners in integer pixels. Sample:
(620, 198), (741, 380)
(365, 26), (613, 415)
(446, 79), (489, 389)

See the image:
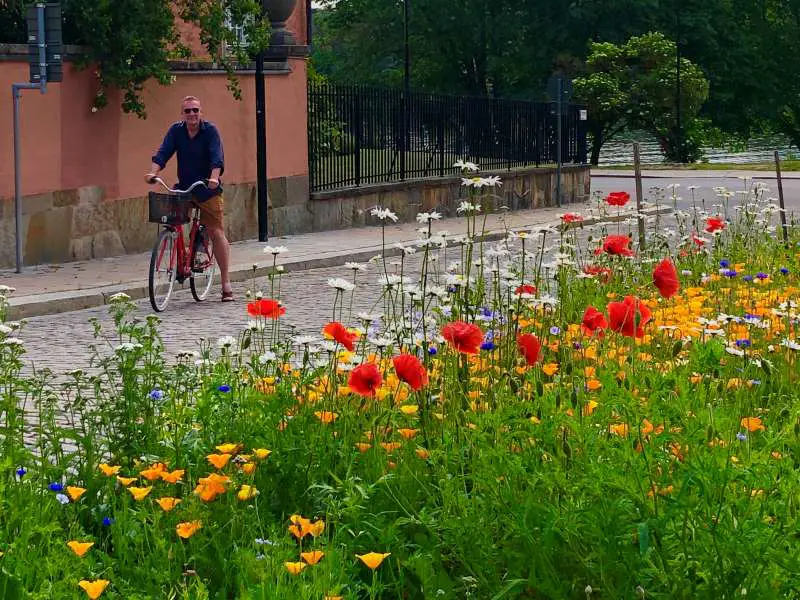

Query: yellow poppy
(741, 417), (765, 432)
(159, 469), (185, 484)
(215, 443), (241, 454)
(206, 453), (232, 469)
(237, 485), (259, 501)
(586, 379), (602, 391)
(156, 497), (181, 512)
(242, 463), (257, 475)
(128, 486), (152, 501)
(67, 541), (94, 557)
(355, 442), (371, 453)
(399, 404), (418, 415)
(609, 423), (629, 438)
(98, 464), (120, 477)
(176, 520), (202, 539)
(300, 550), (325, 565)
(356, 552), (391, 570)
(253, 448), (272, 460)
(380, 442), (401, 453)
(78, 579), (109, 599)
(542, 363), (559, 376)
(116, 476), (136, 487)
(285, 561), (307, 575)
(415, 448), (430, 460)
(314, 411), (339, 424)
(66, 486), (86, 502)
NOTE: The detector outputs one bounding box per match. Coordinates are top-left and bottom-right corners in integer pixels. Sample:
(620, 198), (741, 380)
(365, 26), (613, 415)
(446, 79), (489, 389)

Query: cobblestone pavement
(16, 255), (428, 377)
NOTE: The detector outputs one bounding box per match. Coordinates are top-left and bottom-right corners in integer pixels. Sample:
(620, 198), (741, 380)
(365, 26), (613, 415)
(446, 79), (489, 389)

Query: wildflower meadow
(1, 166), (799, 599)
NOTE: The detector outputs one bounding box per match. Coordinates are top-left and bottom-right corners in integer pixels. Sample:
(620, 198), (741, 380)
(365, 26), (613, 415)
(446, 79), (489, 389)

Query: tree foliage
(312, 0), (800, 158)
(575, 32), (709, 163)
(0, 0), (270, 118)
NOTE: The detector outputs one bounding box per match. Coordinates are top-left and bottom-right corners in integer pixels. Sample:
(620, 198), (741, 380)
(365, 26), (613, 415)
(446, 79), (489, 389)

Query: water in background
(598, 131), (799, 166)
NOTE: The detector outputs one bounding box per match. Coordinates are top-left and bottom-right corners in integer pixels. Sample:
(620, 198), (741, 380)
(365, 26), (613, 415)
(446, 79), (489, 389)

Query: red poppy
(561, 213), (584, 223)
(704, 217), (726, 233)
(392, 354), (428, 391)
(607, 296), (652, 338)
(517, 333), (541, 365)
(348, 363), (383, 397)
(441, 321), (483, 354)
(581, 306), (608, 336)
(652, 258), (680, 298)
(691, 233), (706, 247)
(514, 284), (537, 295)
(322, 321), (357, 351)
(583, 265), (613, 283)
(605, 191), (630, 207)
(596, 235), (635, 257)
(247, 298), (285, 319)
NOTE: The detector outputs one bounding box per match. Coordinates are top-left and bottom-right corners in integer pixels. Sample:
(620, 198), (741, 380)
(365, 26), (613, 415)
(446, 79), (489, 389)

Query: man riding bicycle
(145, 95), (234, 302)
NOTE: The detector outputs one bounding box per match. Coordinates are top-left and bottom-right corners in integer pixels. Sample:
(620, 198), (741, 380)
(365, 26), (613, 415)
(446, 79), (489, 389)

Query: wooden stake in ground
(774, 150), (789, 246)
(634, 143), (646, 250)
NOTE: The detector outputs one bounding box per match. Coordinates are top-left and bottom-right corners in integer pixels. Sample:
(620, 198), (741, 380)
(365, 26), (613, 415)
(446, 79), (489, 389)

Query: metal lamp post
(256, 0), (298, 242)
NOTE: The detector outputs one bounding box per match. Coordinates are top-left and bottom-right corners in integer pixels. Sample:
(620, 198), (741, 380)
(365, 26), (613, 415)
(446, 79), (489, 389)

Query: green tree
(575, 32), (709, 163)
(0, 0), (270, 117)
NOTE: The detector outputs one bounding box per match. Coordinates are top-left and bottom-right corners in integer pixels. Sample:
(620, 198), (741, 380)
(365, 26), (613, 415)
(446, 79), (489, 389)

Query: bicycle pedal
(191, 266), (205, 273)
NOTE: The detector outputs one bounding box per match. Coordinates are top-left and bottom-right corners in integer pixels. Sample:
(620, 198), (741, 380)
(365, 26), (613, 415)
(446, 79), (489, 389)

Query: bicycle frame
(150, 177), (211, 282)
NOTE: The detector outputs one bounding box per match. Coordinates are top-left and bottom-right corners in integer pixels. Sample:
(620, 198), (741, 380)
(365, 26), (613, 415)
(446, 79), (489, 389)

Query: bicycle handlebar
(148, 176), (207, 194)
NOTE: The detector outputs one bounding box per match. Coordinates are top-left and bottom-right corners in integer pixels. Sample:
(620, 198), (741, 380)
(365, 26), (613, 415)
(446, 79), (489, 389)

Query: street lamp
(675, 0), (683, 163)
(400, 0), (410, 179)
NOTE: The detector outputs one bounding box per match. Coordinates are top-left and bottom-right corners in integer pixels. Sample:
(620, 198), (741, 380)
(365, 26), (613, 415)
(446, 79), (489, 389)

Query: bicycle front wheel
(190, 228), (215, 302)
(149, 229), (177, 312)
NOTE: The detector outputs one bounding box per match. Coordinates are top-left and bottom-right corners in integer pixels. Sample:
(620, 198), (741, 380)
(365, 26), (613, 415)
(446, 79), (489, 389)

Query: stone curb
(6, 206), (670, 320)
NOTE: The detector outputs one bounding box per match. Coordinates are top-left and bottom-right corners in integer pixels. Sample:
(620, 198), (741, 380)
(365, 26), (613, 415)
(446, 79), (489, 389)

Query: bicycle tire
(190, 228), (215, 302)
(149, 229), (177, 312)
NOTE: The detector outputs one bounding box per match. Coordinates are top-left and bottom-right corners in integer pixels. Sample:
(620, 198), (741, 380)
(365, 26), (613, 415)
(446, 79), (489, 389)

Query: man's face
(181, 99), (202, 126)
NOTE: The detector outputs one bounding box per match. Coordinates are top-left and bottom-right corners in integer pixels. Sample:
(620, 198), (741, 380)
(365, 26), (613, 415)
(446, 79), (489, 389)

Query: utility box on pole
(26, 3), (62, 85)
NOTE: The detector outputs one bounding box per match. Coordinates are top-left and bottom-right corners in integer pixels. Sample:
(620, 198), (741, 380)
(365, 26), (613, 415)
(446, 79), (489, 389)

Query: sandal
(221, 290), (235, 302)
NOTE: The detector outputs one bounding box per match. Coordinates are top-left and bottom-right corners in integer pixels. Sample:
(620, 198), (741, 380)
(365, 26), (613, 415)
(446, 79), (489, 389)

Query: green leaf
(638, 522), (650, 556)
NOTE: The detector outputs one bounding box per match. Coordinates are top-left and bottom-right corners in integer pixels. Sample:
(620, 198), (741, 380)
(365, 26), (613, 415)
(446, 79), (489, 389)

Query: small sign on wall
(579, 110), (588, 121)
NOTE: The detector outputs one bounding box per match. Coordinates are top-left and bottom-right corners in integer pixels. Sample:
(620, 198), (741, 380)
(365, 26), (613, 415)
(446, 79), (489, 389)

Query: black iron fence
(308, 83), (588, 192)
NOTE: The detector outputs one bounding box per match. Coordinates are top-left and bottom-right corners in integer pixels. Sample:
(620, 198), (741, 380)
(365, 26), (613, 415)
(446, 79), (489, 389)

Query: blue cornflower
(736, 432), (747, 442)
(48, 482), (64, 492)
(480, 341), (496, 351)
(102, 516), (115, 527)
(549, 326), (561, 336)
(756, 272), (769, 280)
(428, 347), (438, 356)
(724, 269), (738, 278)
(735, 339), (752, 348)
(780, 267), (790, 275)
(749, 379), (761, 386)
(719, 259), (730, 268)
(16, 467), (26, 478)
(447, 286), (458, 293)
(218, 385), (231, 393)
(742, 275), (754, 283)
(149, 389), (164, 400)
(55, 493), (69, 505)
(480, 307), (493, 318)
(743, 313), (759, 321)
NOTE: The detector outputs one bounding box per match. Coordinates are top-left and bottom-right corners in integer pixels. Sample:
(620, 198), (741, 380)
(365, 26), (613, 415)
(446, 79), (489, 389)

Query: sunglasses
(183, 107), (200, 114)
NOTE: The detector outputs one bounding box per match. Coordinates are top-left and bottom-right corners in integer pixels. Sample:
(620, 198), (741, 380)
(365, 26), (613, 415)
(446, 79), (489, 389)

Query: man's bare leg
(208, 226), (232, 294)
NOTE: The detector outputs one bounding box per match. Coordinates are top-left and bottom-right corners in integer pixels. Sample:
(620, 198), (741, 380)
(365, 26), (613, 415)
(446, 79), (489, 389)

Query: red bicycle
(147, 177), (216, 312)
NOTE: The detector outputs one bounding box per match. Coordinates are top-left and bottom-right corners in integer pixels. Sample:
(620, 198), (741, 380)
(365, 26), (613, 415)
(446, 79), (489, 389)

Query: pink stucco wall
(0, 5), (309, 203)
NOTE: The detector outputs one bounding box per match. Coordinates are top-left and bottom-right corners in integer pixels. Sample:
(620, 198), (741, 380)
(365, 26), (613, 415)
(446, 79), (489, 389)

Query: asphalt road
(591, 173), (800, 216)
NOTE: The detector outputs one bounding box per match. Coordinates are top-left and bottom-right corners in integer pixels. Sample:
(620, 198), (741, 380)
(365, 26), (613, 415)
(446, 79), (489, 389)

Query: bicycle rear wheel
(190, 227), (215, 302)
(149, 229), (177, 312)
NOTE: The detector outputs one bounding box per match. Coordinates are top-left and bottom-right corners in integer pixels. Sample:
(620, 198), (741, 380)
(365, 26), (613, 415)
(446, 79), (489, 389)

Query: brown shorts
(196, 195), (224, 230)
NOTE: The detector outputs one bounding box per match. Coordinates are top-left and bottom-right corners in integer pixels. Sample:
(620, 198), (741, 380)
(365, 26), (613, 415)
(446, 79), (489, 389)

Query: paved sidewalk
(4, 203), (633, 320)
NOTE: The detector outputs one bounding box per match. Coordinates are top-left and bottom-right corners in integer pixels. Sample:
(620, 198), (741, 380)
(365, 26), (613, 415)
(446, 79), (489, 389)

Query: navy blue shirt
(152, 121), (224, 201)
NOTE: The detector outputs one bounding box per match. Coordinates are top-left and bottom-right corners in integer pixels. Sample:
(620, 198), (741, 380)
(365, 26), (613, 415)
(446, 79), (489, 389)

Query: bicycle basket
(148, 192), (193, 225)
